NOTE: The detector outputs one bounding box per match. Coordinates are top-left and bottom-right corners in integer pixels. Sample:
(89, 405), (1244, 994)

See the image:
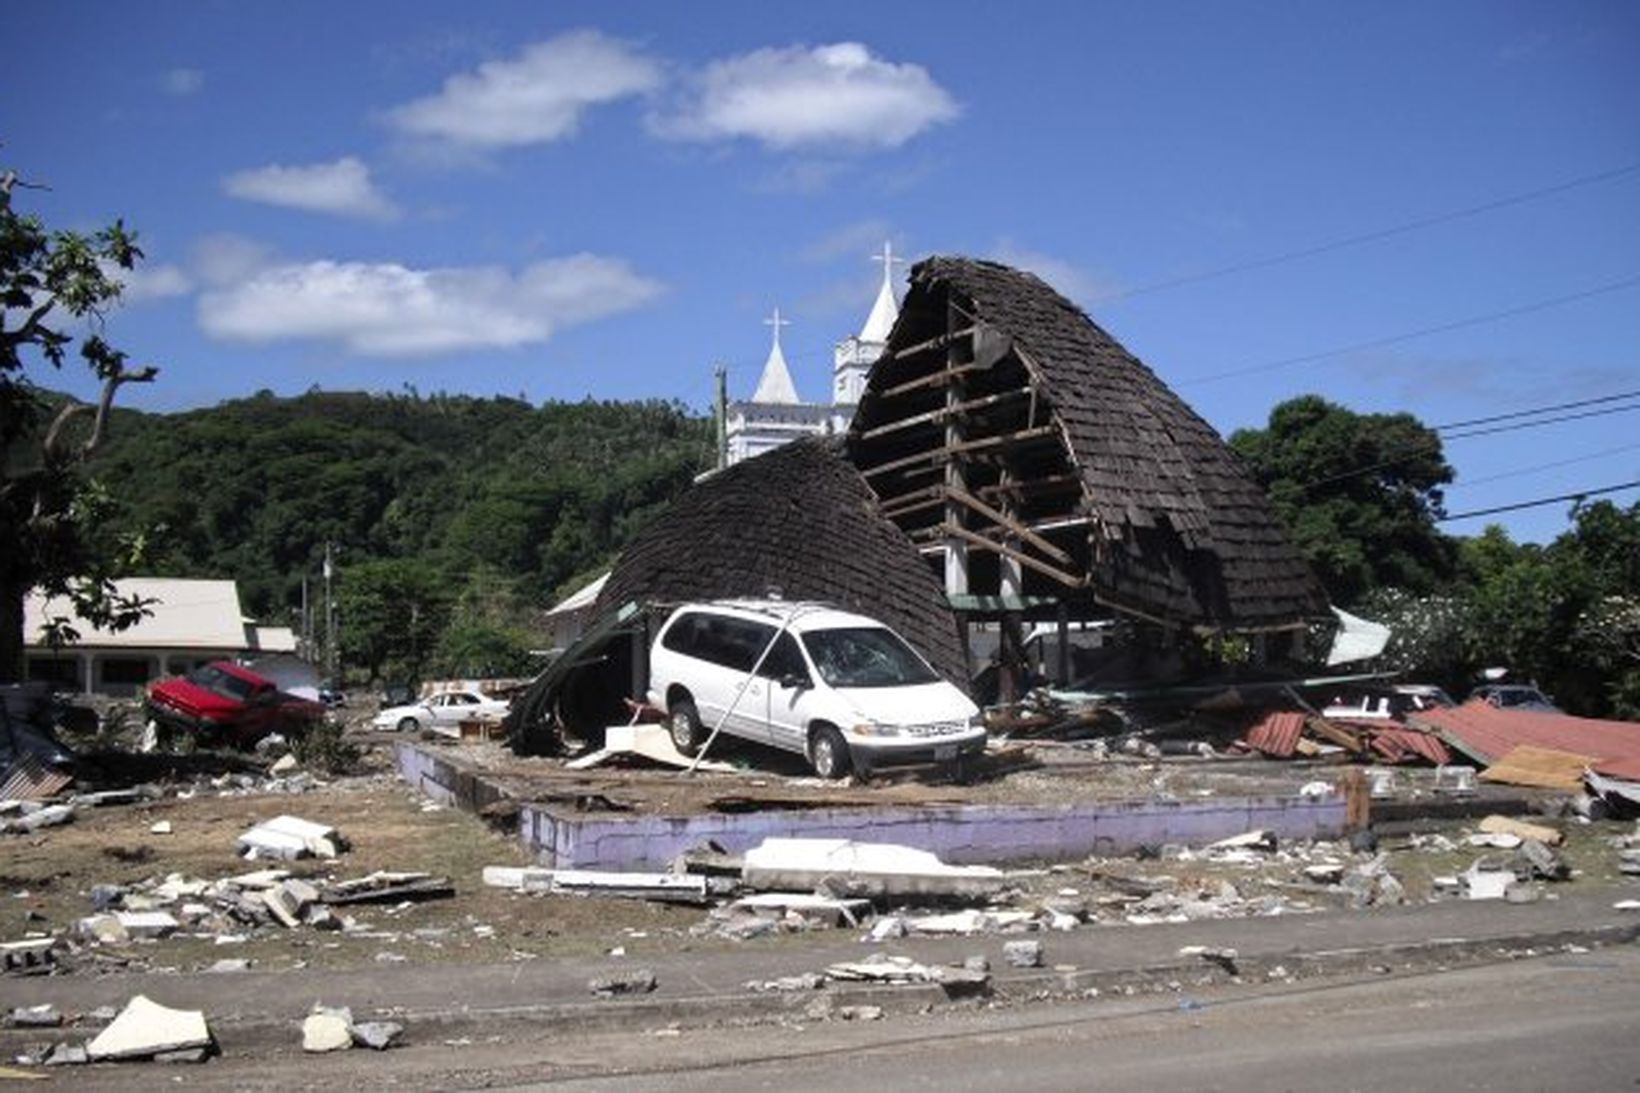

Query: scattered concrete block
(1208, 830), (1277, 853)
(237, 815), (344, 860)
(865, 915), (906, 942)
(262, 887), (302, 928)
(1464, 864), (1515, 901)
(1515, 839), (1570, 882)
(86, 995), (211, 1061)
(207, 959), (251, 973)
(78, 913), (131, 945)
(744, 973), (827, 992)
(588, 969), (657, 997)
(826, 956), (935, 983)
(728, 893), (872, 926)
(150, 821), (172, 835)
(115, 911), (180, 939)
(270, 754), (299, 775)
(350, 1021), (403, 1051)
(1003, 939), (1044, 968)
(43, 1042), (88, 1066)
(1469, 832), (1522, 849)
(528, 869), (709, 905)
(1304, 863), (1345, 884)
(7, 1004), (61, 1028)
(742, 838), (1005, 901)
(0, 937), (56, 973)
(302, 1008), (353, 1053)
(1478, 815), (1562, 847)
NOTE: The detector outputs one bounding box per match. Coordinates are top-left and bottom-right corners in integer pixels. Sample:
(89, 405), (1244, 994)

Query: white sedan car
(373, 690), (510, 734)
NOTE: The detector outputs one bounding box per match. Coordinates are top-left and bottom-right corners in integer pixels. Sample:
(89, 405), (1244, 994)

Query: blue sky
(5, 1), (1636, 544)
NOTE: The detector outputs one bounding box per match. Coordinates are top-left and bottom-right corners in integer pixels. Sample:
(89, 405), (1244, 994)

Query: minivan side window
(663, 612), (778, 673)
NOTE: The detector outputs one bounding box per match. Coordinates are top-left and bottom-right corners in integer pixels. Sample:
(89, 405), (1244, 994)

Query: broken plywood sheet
(1478, 814), (1563, 847)
(566, 723), (739, 773)
(742, 838), (1005, 900)
(1480, 745), (1595, 791)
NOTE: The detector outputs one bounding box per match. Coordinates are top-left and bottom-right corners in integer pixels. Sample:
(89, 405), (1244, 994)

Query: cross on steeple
(872, 241), (904, 286)
(764, 307), (790, 349)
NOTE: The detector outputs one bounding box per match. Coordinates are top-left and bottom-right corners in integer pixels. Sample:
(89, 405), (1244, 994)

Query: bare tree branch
(84, 363), (158, 455)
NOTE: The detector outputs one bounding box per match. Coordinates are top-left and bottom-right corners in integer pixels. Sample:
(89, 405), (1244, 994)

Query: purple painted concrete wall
(397, 742), (1346, 869)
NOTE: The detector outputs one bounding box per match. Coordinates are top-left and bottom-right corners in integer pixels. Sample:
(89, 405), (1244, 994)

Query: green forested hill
(87, 390), (712, 677)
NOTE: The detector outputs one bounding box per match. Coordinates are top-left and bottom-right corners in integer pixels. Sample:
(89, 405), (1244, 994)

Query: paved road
(534, 949), (1640, 1092)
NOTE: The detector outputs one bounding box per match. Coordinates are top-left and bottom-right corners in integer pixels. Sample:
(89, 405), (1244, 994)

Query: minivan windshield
(800, 627), (940, 688)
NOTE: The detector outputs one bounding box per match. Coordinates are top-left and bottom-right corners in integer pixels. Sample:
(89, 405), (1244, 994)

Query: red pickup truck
(146, 661), (327, 748)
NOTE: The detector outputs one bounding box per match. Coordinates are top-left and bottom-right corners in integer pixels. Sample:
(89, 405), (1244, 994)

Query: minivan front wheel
(668, 697), (704, 757)
(809, 724), (852, 780)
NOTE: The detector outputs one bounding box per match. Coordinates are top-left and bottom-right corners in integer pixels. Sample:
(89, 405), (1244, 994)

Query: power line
(1180, 273), (1640, 385)
(1282, 404), (1640, 495)
(1101, 162), (1640, 303)
(1449, 441), (1640, 490)
(1434, 387), (1640, 431)
(1443, 402), (1640, 440)
(1438, 479), (1640, 522)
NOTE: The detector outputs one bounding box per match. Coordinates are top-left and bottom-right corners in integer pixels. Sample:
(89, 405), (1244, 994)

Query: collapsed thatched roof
(847, 256), (1328, 629)
(593, 436), (968, 684)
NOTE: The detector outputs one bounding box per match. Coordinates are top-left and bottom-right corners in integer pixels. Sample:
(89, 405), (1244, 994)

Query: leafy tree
(0, 167), (157, 681)
(334, 558), (449, 683)
(1360, 501), (1640, 717)
(1230, 395), (1456, 605)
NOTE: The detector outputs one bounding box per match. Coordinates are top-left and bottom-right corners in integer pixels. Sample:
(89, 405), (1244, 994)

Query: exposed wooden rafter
(856, 387), (1031, 441)
(941, 522), (1086, 589)
(860, 425), (1057, 480)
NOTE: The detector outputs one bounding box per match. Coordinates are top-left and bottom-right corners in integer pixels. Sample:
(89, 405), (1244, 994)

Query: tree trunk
(0, 580), (26, 684)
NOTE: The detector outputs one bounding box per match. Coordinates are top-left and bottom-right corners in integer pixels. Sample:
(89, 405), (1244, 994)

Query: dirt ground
(4, 717), (1634, 982)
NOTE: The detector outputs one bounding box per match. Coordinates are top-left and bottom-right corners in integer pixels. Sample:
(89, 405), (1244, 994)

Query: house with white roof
(24, 577), (297, 697)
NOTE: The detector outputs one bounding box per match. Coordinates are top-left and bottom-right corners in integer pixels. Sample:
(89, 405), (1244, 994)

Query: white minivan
(647, 600), (986, 779)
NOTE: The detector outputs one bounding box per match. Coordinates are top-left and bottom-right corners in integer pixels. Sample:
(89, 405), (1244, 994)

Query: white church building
(723, 243), (901, 466)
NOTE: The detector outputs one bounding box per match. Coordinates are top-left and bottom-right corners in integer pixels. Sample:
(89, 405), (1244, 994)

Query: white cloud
(112, 263), (192, 303)
(162, 67), (203, 95)
(387, 30), (661, 149)
(652, 42), (958, 150)
(197, 254), (663, 357)
(189, 233), (278, 287)
(224, 157), (400, 221)
(989, 240), (1120, 305)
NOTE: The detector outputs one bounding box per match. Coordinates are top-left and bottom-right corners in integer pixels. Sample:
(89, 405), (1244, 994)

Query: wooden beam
(857, 386), (1031, 441)
(942, 522), (1087, 589)
(881, 324), (978, 363)
(880, 363), (988, 400)
(880, 492), (946, 521)
(945, 486), (1074, 565)
(860, 425), (1057, 479)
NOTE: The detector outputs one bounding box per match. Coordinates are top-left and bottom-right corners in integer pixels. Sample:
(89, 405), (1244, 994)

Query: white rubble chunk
(114, 911), (180, 939)
(742, 838), (1004, 899)
(302, 1007), (353, 1052)
(86, 995), (211, 1060)
(237, 815), (342, 860)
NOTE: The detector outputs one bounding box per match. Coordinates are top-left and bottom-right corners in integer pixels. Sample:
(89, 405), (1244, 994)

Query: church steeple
(751, 307), (800, 404)
(832, 241), (901, 414)
(859, 241), (901, 344)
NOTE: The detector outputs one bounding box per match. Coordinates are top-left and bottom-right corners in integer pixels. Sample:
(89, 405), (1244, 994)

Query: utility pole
(714, 365), (729, 470)
(323, 542), (338, 684)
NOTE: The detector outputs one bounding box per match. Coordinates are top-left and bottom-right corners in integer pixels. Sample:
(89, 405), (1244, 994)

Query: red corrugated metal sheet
(1411, 703), (1640, 766)
(0, 754), (73, 801)
(1242, 711), (1305, 758)
(1372, 727), (1451, 766)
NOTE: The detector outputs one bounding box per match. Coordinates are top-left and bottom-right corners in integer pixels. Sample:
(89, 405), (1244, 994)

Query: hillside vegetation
(89, 390), (712, 679)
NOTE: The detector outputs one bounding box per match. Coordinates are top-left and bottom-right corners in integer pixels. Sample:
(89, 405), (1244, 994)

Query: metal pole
(324, 542), (337, 684)
(687, 605), (812, 774)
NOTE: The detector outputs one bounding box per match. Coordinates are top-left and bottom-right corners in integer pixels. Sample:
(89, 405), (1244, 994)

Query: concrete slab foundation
(396, 742), (1347, 870)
